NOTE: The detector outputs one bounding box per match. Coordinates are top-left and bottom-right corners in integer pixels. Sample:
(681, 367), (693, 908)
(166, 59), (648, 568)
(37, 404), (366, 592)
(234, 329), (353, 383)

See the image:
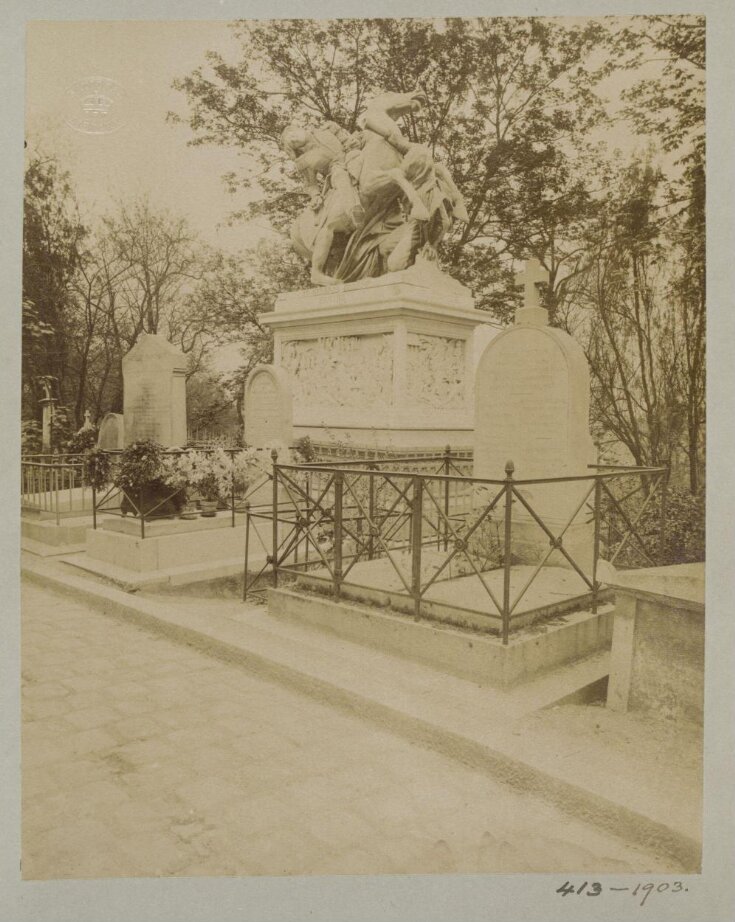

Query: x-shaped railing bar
(95, 483), (125, 512)
(420, 482), (506, 614)
(510, 483), (596, 597)
(604, 474), (663, 567)
(341, 475), (414, 595)
(366, 476), (415, 545)
(277, 466), (335, 517)
(275, 473), (337, 577)
(508, 481), (596, 616)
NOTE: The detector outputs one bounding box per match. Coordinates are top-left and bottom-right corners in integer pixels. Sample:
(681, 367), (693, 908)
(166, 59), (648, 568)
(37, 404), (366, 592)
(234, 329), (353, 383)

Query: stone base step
(267, 586), (613, 689)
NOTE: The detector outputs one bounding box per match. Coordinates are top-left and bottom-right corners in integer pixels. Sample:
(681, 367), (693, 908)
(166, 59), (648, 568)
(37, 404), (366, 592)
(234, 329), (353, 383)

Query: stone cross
(514, 258), (549, 310)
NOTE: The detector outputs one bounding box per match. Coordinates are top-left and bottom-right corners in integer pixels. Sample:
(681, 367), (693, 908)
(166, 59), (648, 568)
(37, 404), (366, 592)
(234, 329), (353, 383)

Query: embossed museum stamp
(63, 76), (127, 134)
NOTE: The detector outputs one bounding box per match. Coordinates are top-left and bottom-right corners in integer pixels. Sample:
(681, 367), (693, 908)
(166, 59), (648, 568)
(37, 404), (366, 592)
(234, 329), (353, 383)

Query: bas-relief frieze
(281, 334), (394, 409)
(406, 335), (466, 409)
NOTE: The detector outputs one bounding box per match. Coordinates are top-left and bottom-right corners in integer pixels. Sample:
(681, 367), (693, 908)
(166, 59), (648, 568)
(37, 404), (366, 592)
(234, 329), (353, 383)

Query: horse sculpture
(282, 91), (468, 286)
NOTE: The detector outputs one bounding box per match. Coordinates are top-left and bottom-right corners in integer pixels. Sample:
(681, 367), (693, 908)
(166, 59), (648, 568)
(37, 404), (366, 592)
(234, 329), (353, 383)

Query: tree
(170, 17), (614, 320)
(188, 237), (310, 424)
(560, 160), (687, 474)
(22, 147), (87, 417)
(617, 14), (705, 491)
(100, 197), (210, 357)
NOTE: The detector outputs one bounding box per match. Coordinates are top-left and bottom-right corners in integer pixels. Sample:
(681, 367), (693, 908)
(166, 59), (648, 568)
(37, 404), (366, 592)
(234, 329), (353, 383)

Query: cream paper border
(1, 2), (733, 921)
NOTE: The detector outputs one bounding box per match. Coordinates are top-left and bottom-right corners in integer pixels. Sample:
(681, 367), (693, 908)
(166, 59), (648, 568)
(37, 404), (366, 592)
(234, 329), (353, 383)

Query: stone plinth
(122, 334), (187, 447)
(261, 258), (497, 452)
(607, 564), (705, 724)
(474, 305), (597, 569)
(244, 364), (294, 448)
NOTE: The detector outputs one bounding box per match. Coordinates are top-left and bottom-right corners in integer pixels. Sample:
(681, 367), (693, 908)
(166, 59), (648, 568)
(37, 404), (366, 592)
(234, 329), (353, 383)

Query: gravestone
(474, 259), (596, 568)
(244, 364), (293, 448)
(97, 412), (125, 450)
(122, 333), (187, 447)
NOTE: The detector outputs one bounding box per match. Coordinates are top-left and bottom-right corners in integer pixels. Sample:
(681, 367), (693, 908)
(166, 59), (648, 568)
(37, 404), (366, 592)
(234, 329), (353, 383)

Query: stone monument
(474, 259), (597, 567)
(263, 89), (496, 454)
(39, 381), (57, 452)
(122, 333), (187, 447)
(97, 412), (125, 450)
(244, 364), (294, 448)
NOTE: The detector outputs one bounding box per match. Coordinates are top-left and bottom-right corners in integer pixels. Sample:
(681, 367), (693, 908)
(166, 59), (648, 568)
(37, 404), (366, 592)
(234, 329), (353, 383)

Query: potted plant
(117, 439), (186, 518)
(175, 449), (232, 517)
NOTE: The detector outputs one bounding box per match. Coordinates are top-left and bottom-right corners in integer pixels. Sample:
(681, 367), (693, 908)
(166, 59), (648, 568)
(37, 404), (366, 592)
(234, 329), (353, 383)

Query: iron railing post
(368, 466), (376, 560)
(333, 471), (343, 598)
(140, 489), (145, 539)
(54, 463), (60, 526)
(591, 477), (602, 614)
(305, 471), (311, 567)
(231, 453), (236, 528)
(271, 449), (279, 588)
(443, 444), (451, 551)
(658, 467), (669, 565)
(92, 483), (97, 530)
(242, 501), (251, 601)
(502, 460), (515, 645)
(411, 475), (424, 620)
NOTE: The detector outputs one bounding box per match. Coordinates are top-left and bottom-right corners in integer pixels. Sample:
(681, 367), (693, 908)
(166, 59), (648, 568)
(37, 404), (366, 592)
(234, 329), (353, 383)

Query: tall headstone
(244, 365), (294, 448)
(474, 259), (597, 567)
(122, 334), (187, 447)
(97, 412), (125, 450)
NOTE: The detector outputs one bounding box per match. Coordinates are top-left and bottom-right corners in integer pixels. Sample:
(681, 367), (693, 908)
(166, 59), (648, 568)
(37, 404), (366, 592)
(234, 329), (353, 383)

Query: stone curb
(22, 560), (701, 873)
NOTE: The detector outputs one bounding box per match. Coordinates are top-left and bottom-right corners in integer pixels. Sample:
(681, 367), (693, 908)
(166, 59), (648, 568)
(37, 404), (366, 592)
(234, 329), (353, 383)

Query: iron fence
(21, 454), (92, 524)
(242, 451), (667, 644)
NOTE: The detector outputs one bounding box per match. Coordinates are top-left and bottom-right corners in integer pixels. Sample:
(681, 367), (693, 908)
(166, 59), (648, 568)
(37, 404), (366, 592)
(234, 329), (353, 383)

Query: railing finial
(505, 459), (515, 477)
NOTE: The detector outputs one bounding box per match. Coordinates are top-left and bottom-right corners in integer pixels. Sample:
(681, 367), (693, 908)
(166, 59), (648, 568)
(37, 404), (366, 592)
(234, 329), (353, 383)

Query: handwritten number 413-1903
(556, 881), (688, 906)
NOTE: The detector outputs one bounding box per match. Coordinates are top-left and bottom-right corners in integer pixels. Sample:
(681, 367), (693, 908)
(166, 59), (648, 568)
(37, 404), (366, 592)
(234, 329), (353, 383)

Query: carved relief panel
(406, 334), (466, 409)
(281, 334), (394, 410)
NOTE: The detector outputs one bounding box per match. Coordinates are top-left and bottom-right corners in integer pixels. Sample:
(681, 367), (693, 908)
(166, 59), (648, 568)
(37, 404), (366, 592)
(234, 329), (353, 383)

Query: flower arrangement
(173, 448), (233, 503)
(84, 446), (113, 490)
(116, 439), (186, 517)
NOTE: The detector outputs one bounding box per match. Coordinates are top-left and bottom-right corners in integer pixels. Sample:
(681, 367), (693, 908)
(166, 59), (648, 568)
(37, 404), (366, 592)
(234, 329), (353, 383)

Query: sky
(26, 20), (259, 252)
(25, 17), (680, 256)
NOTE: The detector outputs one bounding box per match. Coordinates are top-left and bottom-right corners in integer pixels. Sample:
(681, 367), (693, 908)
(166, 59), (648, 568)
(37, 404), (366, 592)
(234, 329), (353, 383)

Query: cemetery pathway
(21, 580), (678, 879)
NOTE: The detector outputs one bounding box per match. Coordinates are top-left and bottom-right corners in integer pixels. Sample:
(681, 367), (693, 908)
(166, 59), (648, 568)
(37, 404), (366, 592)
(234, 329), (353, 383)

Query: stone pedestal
(474, 304), (597, 569)
(606, 564), (704, 724)
(40, 397), (56, 452)
(261, 258), (496, 453)
(122, 334), (187, 447)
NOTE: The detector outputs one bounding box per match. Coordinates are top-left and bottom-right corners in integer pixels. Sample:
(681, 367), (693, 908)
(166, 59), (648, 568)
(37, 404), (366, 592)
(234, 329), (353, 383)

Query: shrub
(84, 446), (113, 490)
(66, 426), (99, 455)
(608, 484), (705, 567)
(21, 419), (43, 455)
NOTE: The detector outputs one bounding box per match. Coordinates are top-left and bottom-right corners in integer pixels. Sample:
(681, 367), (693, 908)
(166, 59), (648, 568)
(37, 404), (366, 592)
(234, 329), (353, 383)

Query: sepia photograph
(3, 4), (733, 920)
